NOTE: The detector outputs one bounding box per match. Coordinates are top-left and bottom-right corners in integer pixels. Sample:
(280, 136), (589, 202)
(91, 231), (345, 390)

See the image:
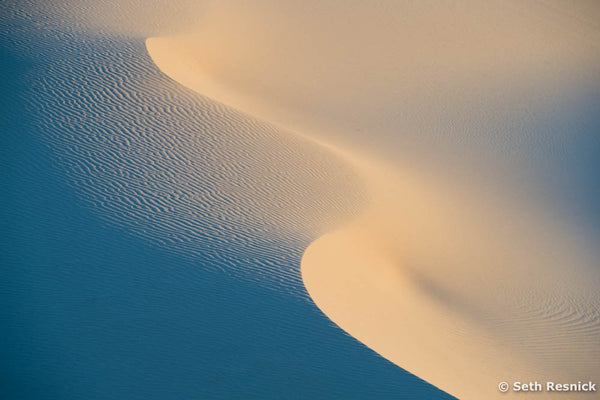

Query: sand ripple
(17, 29), (364, 295)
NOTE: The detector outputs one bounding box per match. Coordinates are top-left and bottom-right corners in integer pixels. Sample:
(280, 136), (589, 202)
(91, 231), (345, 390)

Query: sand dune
(146, 1), (600, 399)
(12, 0), (599, 398)
(302, 157), (599, 399)
(4, 1), (453, 398)
(25, 34), (364, 294)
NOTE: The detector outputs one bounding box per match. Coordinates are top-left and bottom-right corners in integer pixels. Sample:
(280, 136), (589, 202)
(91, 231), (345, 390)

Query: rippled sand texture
(145, 1), (600, 399)
(24, 38), (364, 295)
(2, 4), (457, 397)
(7, 0), (600, 399)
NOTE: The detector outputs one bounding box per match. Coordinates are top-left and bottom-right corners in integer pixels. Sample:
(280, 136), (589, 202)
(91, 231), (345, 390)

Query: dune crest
(145, 1), (600, 398)
(302, 157), (599, 400)
(148, 34), (600, 397)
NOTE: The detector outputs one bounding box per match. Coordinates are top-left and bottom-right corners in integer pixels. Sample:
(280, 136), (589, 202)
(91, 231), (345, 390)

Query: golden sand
(146, 1), (600, 398)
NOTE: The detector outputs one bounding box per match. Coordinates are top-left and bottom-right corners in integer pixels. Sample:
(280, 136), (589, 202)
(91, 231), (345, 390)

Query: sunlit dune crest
(13, 0), (599, 398)
(302, 157), (599, 399)
(145, 1), (600, 399)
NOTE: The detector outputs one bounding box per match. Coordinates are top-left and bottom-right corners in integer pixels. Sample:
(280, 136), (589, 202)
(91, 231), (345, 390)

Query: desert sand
(145, 1), (600, 399)
(145, 2), (600, 399)
(8, 0), (599, 398)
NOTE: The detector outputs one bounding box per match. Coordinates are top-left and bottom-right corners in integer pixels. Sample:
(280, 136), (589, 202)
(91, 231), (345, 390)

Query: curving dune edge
(145, 2), (600, 398)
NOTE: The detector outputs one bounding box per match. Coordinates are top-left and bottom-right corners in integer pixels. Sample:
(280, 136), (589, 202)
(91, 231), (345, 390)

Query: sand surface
(145, 2), (600, 399)
(15, 0), (598, 398)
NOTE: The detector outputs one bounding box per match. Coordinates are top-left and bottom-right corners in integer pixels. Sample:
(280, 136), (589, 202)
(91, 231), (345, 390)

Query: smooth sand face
(145, 1), (600, 399)
(146, 0), (600, 166)
(302, 158), (599, 399)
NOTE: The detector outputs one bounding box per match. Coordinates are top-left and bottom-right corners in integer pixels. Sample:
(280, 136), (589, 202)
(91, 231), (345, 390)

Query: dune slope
(145, 1), (600, 399)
